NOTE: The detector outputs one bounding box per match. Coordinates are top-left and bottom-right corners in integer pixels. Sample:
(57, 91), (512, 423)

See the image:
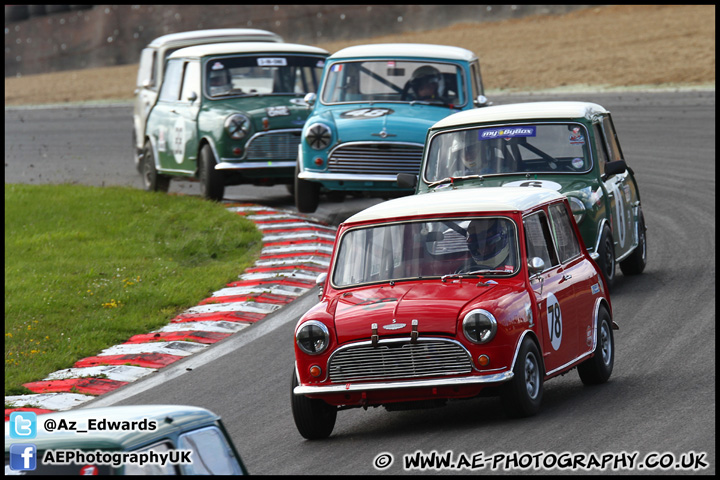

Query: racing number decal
(503, 179), (562, 191)
(546, 293), (562, 351)
(339, 108), (394, 119)
(171, 117), (185, 164)
(608, 179), (626, 248)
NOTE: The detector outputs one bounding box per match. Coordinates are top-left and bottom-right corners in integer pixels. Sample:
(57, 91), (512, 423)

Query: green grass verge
(4, 184), (263, 396)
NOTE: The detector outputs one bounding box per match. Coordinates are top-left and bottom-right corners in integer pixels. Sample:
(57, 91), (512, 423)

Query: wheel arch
(511, 330), (546, 378)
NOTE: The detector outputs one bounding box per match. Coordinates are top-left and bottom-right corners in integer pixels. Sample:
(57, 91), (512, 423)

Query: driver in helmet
(208, 67), (231, 96)
(451, 130), (481, 175)
(457, 218), (514, 273)
(409, 65), (445, 101)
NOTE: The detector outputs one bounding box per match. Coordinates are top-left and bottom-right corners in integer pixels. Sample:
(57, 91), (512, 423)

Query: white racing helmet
(466, 218), (511, 267)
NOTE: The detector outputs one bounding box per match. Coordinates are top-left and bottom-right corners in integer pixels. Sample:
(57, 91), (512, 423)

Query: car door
(547, 201), (597, 356)
(594, 115), (636, 259)
(523, 210), (579, 373)
(134, 47), (158, 153)
(150, 58), (200, 174)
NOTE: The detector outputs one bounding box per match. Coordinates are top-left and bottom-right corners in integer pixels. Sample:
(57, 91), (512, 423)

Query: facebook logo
(9, 444), (37, 471)
(9, 412), (37, 439)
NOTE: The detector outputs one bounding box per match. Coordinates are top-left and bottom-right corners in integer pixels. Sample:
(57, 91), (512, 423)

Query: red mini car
(291, 187), (617, 439)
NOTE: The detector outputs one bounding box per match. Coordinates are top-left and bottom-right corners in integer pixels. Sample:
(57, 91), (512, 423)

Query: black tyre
(199, 145), (224, 202)
(291, 370), (337, 440)
(578, 306), (614, 385)
(295, 161), (320, 213)
(596, 224), (616, 290)
(501, 337), (543, 418)
(141, 141), (170, 193)
(620, 210), (647, 276)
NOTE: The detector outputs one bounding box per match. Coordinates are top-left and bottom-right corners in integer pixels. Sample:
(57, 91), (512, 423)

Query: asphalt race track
(4, 90), (716, 474)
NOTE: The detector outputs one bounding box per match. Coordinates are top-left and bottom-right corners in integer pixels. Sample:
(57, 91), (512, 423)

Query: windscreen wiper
(428, 175), (483, 188)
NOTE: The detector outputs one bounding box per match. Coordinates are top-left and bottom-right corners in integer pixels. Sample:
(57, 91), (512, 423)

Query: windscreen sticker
(331, 64), (343, 72)
(257, 57), (287, 66)
(316, 60), (326, 68)
(340, 108), (394, 119)
(479, 126), (536, 140)
(569, 127), (585, 145)
(211, 62), (225, 70)
(572, 157), (585, 169)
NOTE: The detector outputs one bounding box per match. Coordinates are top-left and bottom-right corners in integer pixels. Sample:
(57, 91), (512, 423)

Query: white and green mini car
(400, 101), (647, 288)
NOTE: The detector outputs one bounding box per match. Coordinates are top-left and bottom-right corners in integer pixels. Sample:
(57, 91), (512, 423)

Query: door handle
(560, 274), (572, 282)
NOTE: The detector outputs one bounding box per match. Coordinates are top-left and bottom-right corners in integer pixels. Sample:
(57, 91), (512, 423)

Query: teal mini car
(5, 405), (248, 475)
(399, 101), (647, 288)
(141, 42), (329, 201)
(295, 43), (490, 213)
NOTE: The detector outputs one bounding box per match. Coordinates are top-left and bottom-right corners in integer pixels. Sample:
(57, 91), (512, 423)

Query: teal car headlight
(462, 309), (497, 344)
(305, 123), (332, 150)
(568, 196), (586, 224)
(225, 114), (251, 140)
(296, 320), (330, 355)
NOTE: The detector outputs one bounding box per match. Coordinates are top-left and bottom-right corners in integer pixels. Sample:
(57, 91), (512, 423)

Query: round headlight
(305, 123), (332, 150)
(225, 114), (250, 140)
(568, 196), (586, 225)
(296, 320), (330, 355)
(463, 309), (497, 344)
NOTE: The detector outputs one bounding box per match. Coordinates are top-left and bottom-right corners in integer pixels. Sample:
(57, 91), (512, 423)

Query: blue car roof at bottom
(4, 405), (224, 452)
(344, 187), (565, 225)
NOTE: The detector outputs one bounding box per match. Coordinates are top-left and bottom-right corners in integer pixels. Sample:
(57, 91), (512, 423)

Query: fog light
(262, 117), (269, 130)
(309, 365), (322, 377)
(233, 147), (243, 156)
(314, 157), (324, 166)
(477, 355), (490, 367)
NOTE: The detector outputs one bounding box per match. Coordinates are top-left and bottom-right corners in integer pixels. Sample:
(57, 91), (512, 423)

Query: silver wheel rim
(524, 351), (540, 399)
(600, 321), (612, 365)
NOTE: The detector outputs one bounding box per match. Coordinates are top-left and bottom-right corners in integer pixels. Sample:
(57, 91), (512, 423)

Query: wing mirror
(303, 92), (316, 107)
(474, 95), (491, 107)
(528, 257), (545, 276)
(397, 173), (418, 189)
(601, 159), (627, 181)
(315, 272), (327, 299)
(187, 91), (198, 103)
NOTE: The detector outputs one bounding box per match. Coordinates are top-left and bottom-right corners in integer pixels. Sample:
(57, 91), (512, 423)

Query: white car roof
(148, 28), (282, 48)
(329, 43), (477, 62)
(169, 42), (329, 59)
(432, 101), (609, 130)
(345, 187), (565, 225)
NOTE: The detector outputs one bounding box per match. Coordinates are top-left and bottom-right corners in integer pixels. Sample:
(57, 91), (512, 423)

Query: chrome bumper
(293, 371), (513, 395)
(297, 170), (400, 183)
(216, 160), (295, 170)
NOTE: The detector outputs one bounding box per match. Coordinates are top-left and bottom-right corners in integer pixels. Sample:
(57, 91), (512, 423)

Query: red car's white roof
(345, 187), (564, 225)
(329, 43), (477, 62)
(432, 101), (609, 130)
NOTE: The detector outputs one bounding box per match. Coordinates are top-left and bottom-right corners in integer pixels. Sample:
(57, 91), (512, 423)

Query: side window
(523, 212), (559, 271)
(178, 426), (243, 475)
(470, 61), (483, 99)
(602, 115), (624, 162)
(548, 203), (582, 263)
(180, 61), (200, 102)
(593, 123), (610, 176)
(124, 441), (179, 475)
(137, 48), (156, 89)
(158, 59), (183, 102)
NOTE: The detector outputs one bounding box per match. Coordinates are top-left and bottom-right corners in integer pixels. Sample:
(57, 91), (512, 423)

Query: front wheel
(596, 224), (616, 290)
(620, 209), (647, 276)
(295, 161), (320, 213)
(199, 145), (224, 202)
(577, 307), (614, 385)
(291, 370), (337, 440)
(141, 141), (170, 193)
(501, 337), (543, 418)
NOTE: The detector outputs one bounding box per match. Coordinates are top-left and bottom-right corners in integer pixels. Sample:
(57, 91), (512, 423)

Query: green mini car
(141, 42), (329, 201)
(399, 101), (647, 288)
(5, 405), (248, 475)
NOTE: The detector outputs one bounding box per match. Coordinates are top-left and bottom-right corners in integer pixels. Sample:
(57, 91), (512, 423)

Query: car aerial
(291, 187), (617, 439)
(294, 43), (490, 213)
(400, 101), (647, 288)
(5, 405), (248, 474)
(140, 42), (329, 201)
(133, 28), (283, 171)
